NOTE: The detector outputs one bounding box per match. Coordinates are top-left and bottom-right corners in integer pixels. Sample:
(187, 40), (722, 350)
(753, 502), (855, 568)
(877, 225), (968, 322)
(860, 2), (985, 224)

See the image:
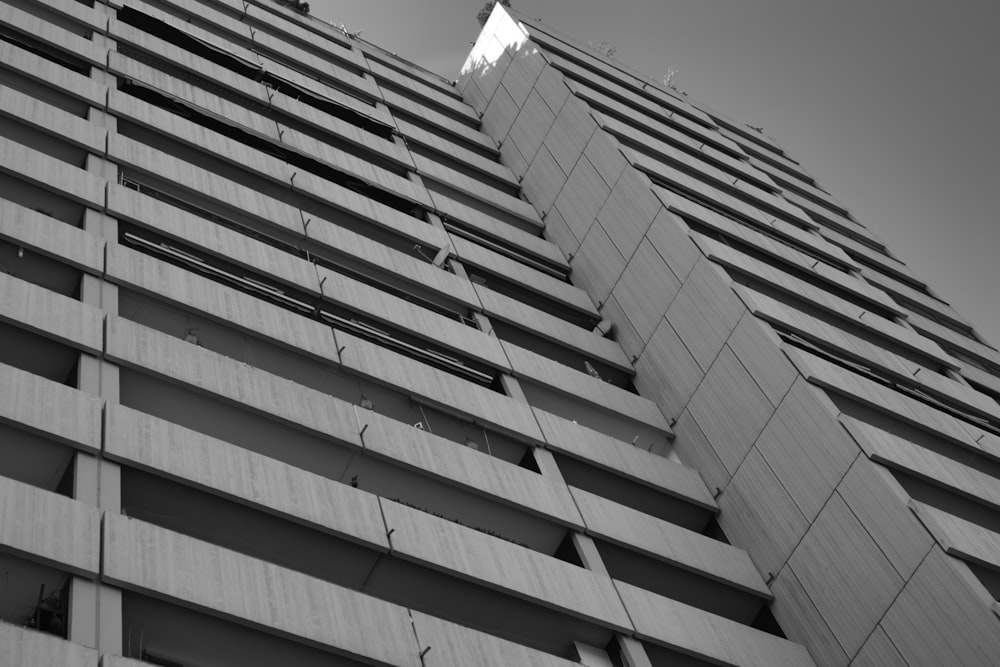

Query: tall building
(1, 0), (998, 665)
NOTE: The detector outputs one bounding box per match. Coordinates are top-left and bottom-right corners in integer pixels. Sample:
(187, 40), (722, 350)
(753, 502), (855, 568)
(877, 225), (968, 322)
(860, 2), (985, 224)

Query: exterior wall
(4, 0), (997, 663)
(0, 0), (815, 666)
(459, 5), (1000, 666)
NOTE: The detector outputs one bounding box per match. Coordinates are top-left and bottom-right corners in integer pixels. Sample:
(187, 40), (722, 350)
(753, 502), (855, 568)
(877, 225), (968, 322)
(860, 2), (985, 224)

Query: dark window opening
(701, 516), (729, 543)
(118, 8), (257, 78)
(714, 242), (900, 324)
(751, 605), (787, 638)
(781, 332), (1000, 437)
(488, 319), (632, 389)
(849, 252), (927, 291)
(366, 49), (460, 100)
(123, 593), (373, 667)
(118, 77), (406, 176)
(900, 297), (976, 339)
(467, 269), (599, 331)
(553, 452), (713, 531)
(23, 578), (70, 638)
(604, 637), (627, 667)
(244, 22), (365, 79)
(0, 321), (80, 387)
(118, 175), (476, 327)
(946, 347), (1000, 376)
(395, 108), (499, 159)
(0, 114), (89, 168)
(553, 533), (584, 567)
(646, 166), (811, 235)
(653, 172), (812, 236)
(0, 26), (90, 75)
(376, 76), (477, 129)
(891, 471), (1000, 536)
(141, 651), (186, 667)
(552, 54), (717, 137)
(615, 128), (776, 197)
(768, 170), (850, 219)
(738, 141), (816, 188)
(115, 9), (392, 139)
(0, 235), (85, 296)
(968, 562), (1000, 602)
(118, 223), (498, 387)
(682, 212), (853, 275)
(441, 218), (569, 281)
(241, 12), (363, 77)
(408, 142), (518, 196)
(54, 457), (75, 498)
(803, 208), (886, 252)
(117, 82), (421, 217)
(0, 62), (90, 117)
(518, 447), (542, 473)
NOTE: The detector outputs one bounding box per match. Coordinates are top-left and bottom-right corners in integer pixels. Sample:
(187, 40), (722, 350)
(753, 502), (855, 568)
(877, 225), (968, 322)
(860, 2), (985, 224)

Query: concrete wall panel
(0, 199), (104, 273)
(0, 474), (100, 575)
(571, 223), (625, 306)
(686, 347), (773, 474)
(769, 567), (849, 667)
(610, 239), (681, 342)
(0, 362), (102, 452)
(717, 449), (809, 576)
(879, 547), (1000, 667)
(849, 627), (908, 667)
(754, 378), (858, 521)
(837, 458), (934, 580)
(0, 137), (105, 207)
(0, 273), (103, 354)
(0, 623), (98, 667)
(787, 494), (904, 656)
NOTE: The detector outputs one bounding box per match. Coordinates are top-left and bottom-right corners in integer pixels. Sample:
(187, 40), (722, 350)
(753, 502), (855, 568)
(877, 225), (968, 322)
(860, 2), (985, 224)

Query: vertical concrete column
(503, 368), (656, 667)
(496, 378), (603, 571)
(433, 236), (494, 334)
(531, 446), (654, 667)
(575, 641), (616, 667)
(613, 636), (656, 667)
(424, 211), (454, 267)
(69, 24), (124, 648)
(71, 238), (124, 653)
(500, 361), (656, 666)
(68, 452), (122, 652)
(528, 446), (613, 576)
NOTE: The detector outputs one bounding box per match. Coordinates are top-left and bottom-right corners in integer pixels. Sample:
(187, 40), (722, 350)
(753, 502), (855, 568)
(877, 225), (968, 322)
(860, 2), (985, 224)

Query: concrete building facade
(0, 0), (997, 665)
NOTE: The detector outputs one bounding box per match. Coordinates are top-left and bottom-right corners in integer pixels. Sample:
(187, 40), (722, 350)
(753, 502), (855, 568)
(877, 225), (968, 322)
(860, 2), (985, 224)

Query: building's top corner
(469, 4), (792, 157)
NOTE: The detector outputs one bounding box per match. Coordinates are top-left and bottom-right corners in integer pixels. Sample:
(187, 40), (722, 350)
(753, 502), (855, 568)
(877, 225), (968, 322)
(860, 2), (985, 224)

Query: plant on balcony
(477, 0), (511, 27)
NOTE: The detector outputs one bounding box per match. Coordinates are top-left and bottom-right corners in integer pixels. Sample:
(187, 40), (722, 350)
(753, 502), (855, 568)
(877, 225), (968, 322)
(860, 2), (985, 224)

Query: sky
(311, 0), (1000, 349)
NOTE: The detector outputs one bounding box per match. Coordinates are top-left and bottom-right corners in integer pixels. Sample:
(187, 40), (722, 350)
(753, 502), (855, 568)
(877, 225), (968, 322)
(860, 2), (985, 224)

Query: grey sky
(311, 0), (1000, 349)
